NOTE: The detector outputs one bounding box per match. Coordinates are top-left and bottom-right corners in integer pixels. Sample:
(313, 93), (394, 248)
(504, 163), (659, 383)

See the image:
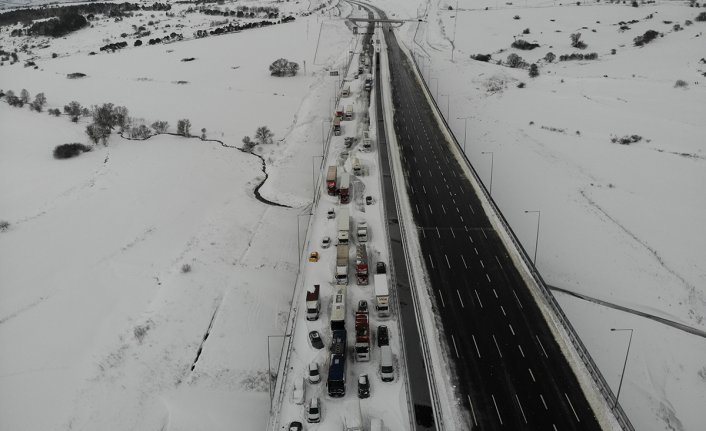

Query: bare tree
(20, 89), (30, 103)
(177, 119), (191, 136)
(64, 101), (83, 122)
(151, 120), (169, 133)
(254, 126), (274, 145)
(30, 92), (47, 112)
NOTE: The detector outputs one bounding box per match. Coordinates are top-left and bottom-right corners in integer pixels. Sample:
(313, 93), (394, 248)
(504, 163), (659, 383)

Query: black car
(309, 330), (324, 350)
(358, 374), (370, 399)
(288, 421), (303, 431)
(377, 325), (389, 347)
(376, 261), (386, 274)
(365, 195), (374, 205)
(357, 300), (368, 314)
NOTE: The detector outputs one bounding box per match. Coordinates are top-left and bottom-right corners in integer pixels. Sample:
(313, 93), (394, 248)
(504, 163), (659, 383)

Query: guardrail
(407, 48), (635, 431)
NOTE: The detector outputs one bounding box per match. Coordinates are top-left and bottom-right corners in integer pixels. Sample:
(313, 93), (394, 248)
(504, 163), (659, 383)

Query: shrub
(674, 79), (688, 88)
(696, 12), (706, 22)
(129, 125), (151, 139)
(177, 118), (191, 136)
(631, 0), (638, 6)
(511, 39), (540, 50)
(67, 72), (86, 79)
(151, 120), (169, 133)
(506, 53), (527, 68)
(53, 143), (92, 159)
(181, 263), (192, 273)
(634, 30), (659, 46)
(517, 82), (526, 88)
(611, 48), (617, 55)
(610, 134), (642, 145)
(529, 64), (539, 77)
(0, 221), (9, 232)
(544, 52), (556, 62)
(269, 58), (299, 77)
(513, 15), (520, 20)
(522, 28), (530, 34)
(570, 33), (587, 49)
(471, 53), (492, 62)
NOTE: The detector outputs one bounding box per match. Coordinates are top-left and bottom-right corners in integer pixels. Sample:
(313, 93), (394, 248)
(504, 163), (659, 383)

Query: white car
(308, 362), (321, 384)
(321, 236), (331, 249)
(306, 397), (321, 423)
(327, 209), (335, 219)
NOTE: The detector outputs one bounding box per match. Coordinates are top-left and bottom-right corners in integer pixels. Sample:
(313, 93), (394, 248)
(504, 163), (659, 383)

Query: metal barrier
(407, 47), (635, 431)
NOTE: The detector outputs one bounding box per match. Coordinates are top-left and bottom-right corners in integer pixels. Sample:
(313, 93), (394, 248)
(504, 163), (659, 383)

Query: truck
(356, 221), (368, 243)
(355, 244), (369, 286)
(327, 354), (346, 398)
(364, 74), (373, 91)
(331, 328), (347, 354)
(335, 104), (344, 119)
(330, 288), (346, 330)
(355, 309), (370, 361)
(341, 83), (350, 97)
(306, 284), (320, 321)
(352, 157), (362, 176)
(337, 208), (349, 244)
(362, 131), (372, 152)
(333, 116), (342, 136)
(335, 244), (348, 285)
(344, 105), (354, 121)
(339, 172), (350, 204)
(343, 400), (363, 431)
(374, 273), (390, 318)
(326, 165), (337, 196)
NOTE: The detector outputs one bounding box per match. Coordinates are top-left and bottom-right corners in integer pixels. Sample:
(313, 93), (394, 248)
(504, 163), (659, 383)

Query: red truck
(355, 244), (369, 286)
(355, 305), (370, 362)
(339, 172), (350, 204)
(326, 166), (337, 196)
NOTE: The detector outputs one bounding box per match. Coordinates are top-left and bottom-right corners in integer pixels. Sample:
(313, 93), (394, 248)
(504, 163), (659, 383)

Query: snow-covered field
(2, 0), (705, 430)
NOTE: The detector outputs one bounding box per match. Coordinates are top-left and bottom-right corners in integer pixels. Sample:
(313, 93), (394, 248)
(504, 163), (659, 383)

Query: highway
(368, 7), (606, 431)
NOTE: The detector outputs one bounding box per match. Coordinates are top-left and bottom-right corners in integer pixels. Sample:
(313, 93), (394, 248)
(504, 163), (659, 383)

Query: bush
(181, 263), (192, 273)
(529, 64), (539, 77)
(506, 53), (527, 68)
(0, 220), (9, 232)
(517, 82), (526, 88)
(634, 30), (659, 46)
(269, 58), (299, 77)
(53, 143), (92, 159)
(544, 52), (556, 62)
(696, 12), (706, 22)
(674, 79), (689, 88)
(151, 120), (169, 133)
(610, 134), (642, 145)
(511, 39), (540, 50)
(177, 118), (191, 136)
(67, 72), (87, 79)
(570, 33), (587, 49)
(470, 53), (492, 62)
(522, 28), (530, 34)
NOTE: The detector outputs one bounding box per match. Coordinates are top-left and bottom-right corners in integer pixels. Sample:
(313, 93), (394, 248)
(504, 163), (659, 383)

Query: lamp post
(481, 151), (494, 195)
(610, 328), (634, 409)
(441, 93), (450, 119)
(267, 333), (291, 412)
(312, 155), (324, 204)
(457, 116), (471, 154)
(321, 118), (331, 154)
(523, 210), (541, 265)
(296, 212), (311, 269)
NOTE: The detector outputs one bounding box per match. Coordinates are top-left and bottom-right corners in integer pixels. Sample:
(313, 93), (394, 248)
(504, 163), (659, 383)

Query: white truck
(343, 399), (363, 431)
(306, 284), (320, 321)
(356, 221), (368, 243)
(337, 207), (349, 244)
(344, 105), (354, 121)
(336, 244), (349, 285)
(352, 157), (362, 176)
(374, 273), (390, 318)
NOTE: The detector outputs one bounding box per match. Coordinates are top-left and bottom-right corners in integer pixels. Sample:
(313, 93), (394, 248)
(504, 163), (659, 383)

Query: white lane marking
(410, 184), (414, 194)
(470, 205), (475, 215)
(422, 229), (426, 238)
(509, 324), (515, 336)
(565, 393), (580, 422)
(461, 255), (468, 269)
(428, 204), (433, 214)
(439, 290), (445, 308)
(472, 334), (481, 358)
(450, 228), (456, 238)
(442, 204), (446, 214)
(474, 247), (479, 255)
(529, 368), (536, 382)
(540, 394), (548, 410)
(456, 207), (460, 213)
(474, 290), (483, 308)
(428, 255), (435, 269)
(500, 305), (506, 316)
(460, 215), (464, 223)
(492, 334), (502, 358)
(486, 273), (492, 283)
(492, 288), (498, 298)
(536, 336), (549, 358)
(445, 254), (451, 268)
(482, 229), (488, 239)
(553, 425), (558, 431)
(491, 394), (503, 425)
(436, 227), (441, 238)
(415, 204), (420, 215)
(495, 255), (503, 269)
(434, 185), (439, 194)
(422, 185), (427, 194)
(467, 395), (478, 426)
(417, 169), (421, 177)
(518, 345), (525, 358)
(516, 394), (528, 424)
(452, 198), (456, 205)
(456, 289), (465, 308)
(451, 334), (460, 358)
(513, 290), (523, 309)
(480, 259), (485, 269)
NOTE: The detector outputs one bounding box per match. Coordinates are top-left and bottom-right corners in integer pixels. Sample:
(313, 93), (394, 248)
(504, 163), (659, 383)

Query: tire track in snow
(187, 294), (224, 374)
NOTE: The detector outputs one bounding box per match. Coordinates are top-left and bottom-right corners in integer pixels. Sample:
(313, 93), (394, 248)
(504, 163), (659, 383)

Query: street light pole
(524, 210), (541, 265)
(312, 155), (324, 204)
(267, 333), (291, 413)
(481, 151), (494, 195)
(457, 116), (471, 154)
(610, 328), (634, 409)
(321, 118), (331, 154)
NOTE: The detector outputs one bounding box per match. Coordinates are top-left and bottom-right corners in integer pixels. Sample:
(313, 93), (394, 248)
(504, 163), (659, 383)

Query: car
(357, 300), (368, 314)
(288, 421), (303, 431)
(344, 137), (354, 148)
(327, 208), (335, 219)
(376, 261), (386, 274)
(320, 236), (331, 249)
(358, 374), (370, 399)
(308, 362), (321, 384)
(292, 377), (305, 405)
(306, 397), (321, 423)
(377, 325), (389, 347)
(309, 331), (324, 350)
(365, 195), (374, 205)
(341, 150), (350, 159)
(308, 251), (319, 262)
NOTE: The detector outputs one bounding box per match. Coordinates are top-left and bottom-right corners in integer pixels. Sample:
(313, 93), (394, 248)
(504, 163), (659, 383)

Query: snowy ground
(1, 0), (705, 430)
